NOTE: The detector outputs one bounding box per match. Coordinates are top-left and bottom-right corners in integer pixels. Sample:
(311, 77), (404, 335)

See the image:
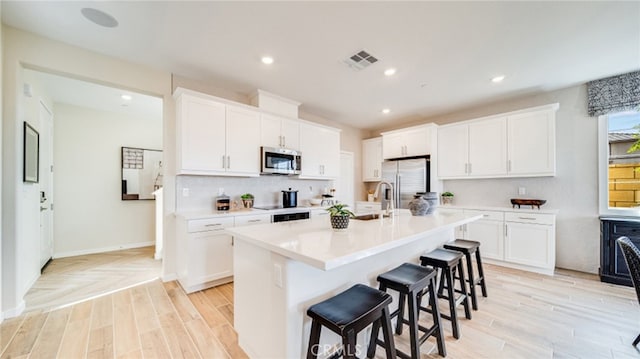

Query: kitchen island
(226, 209), (481, 358)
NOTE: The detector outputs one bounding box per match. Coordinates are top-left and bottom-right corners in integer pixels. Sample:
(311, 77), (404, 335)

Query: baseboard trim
(53, 241), (155, 259)
(162, 273), (178, 282)
(3, 300), (26, 319)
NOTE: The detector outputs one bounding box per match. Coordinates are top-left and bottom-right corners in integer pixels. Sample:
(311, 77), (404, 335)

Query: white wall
(2, 26), (172, 317)
(373, 85), (599, 273)
(53, 103), (161, 257)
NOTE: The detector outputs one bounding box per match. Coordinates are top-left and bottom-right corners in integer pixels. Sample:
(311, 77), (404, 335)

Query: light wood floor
(2, 263), (640, 358)
(24, 246), (161, 312)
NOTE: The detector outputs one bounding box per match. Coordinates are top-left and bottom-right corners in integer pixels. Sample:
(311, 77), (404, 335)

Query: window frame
(598, 113), (640, 216)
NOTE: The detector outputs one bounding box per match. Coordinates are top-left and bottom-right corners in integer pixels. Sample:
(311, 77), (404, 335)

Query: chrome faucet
(373, 181), (395, 216)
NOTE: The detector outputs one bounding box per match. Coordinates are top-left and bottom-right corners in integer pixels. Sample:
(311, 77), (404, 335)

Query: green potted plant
(240, 193), (254, 208)
(326, 203), (355, 230)
(441, 191), (454, 205)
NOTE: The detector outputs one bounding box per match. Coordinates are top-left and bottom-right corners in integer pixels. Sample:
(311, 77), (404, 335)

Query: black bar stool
(444, 239), (488, 311)
(367, 263), (446, 358)
(420, 248), (471, 339)
(306, 283), (396, 359)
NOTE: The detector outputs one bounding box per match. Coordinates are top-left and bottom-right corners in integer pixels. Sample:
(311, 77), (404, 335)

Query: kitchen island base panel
(234, 229), (453, 359)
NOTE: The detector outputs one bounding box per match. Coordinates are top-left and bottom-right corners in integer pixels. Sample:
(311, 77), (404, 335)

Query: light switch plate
(182, 188), (190, 197)
(518, 187), (526, 195)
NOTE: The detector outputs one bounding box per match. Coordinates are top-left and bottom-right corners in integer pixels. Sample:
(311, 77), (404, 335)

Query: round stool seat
(444, 239), (480, 255)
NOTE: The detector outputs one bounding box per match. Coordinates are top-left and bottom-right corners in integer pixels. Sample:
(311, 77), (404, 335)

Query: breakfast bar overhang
(227, 209), (482, 358)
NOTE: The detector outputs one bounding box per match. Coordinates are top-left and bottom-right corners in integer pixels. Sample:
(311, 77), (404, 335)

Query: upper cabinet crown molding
(437, 103), (559, 179)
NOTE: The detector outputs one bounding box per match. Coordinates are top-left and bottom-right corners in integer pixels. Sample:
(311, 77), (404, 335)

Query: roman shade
(587, 70), (640, 117)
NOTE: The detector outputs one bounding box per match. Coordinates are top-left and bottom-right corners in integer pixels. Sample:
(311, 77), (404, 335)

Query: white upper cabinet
(437, 124), (469, 177)
(176, 93), (226, 173)
(507, 109), (556, 176)
(437, 103), (558, 179)
(299, 122), (340, 179)
(382, 124), (437, 160)
(362, 137), (383, 182)
(175, 89), (261, 176)
(260, 114), (300, 150)
(226, 105), (261, 175)
(468, 117), (507, 176)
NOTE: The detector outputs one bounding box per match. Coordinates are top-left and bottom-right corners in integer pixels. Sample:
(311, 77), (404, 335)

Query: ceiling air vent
(344, 50), (379, 71)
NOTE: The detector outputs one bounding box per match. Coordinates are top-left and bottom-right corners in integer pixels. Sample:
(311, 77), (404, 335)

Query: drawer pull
(205, 223), (222, 227)
(482, 214), (489, 218)
(518, 217), (537, 220)
(248, 219), (261, 223)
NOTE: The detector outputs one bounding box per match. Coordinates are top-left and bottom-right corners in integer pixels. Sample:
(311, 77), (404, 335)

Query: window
(599, 111), (640, 214)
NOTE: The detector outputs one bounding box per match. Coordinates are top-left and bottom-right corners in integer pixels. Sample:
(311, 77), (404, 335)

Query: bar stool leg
(343, 329), (357, 359)
(407, 290), (420, 359)
(366, 318), (381, 358)
(444, 267), (460, 339)
(457, 261), (472, 320)
(465, 253), (478, 311)
(380, 306), (397, 359)
(428, 276), (447, 357)
(476, 248), (488, 297)
(307, 321), (322, 359)
(396, 292), (406, 335)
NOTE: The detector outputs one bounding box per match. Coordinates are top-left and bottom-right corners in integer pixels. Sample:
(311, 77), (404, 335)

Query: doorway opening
(22, 69), (163, 311)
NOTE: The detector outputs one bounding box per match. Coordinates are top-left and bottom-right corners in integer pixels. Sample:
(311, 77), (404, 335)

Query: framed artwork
(23, 121), (39, 183)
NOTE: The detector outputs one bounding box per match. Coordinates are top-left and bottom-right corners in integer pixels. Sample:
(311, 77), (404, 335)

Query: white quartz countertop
(176, 205), (328, 220)
(438, 204), (559, 215)
(226, 209), (482, 271)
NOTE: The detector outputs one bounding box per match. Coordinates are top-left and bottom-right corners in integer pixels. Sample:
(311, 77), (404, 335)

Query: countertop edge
(438, 204), (559, 215)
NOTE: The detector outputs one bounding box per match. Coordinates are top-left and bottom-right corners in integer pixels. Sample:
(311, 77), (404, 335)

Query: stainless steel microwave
(261, 146), (301, 175)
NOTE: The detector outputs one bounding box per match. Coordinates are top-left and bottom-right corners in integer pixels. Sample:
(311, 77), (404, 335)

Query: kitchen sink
(352, 213), (389, 221)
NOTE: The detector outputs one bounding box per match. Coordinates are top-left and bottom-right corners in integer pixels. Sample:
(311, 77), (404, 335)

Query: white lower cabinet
(504, 213), (555, 271)
(177, 217), (235, 293)
(355, 201), (380, 214)
(442, 207), (556, 275)
(463, 210), (504, 261)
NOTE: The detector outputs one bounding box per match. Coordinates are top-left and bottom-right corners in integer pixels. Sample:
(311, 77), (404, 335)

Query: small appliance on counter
(215, 189), (231, 211)
(282, 188), (298, 208)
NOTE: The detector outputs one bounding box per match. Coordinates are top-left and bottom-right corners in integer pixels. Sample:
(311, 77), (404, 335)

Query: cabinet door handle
(464, 163), (468, 174)
(222, 155), (226, 168)
(279, 135), (282, 147)
(504, 224), (508, 237)
(507, 160), (512, 172)
(227, 156), (231, 169)
(468, 163), (472, 174)
(282, 136), (286, 147)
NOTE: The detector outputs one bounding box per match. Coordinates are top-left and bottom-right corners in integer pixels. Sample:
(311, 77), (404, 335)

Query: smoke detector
(344, 50), (378, 71)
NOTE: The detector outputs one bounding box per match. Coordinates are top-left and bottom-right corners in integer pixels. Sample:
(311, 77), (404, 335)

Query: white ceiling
(3, 1), (640, 129)
(27, 69), (163, 120)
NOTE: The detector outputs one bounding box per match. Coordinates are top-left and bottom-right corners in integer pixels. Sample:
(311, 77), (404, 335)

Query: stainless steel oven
(261, 146), (301, 175)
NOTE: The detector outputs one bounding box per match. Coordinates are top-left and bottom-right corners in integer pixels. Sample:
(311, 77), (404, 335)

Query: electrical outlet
(518, 187), (526, 195)
(182, 188), (190, 197)
(273, 263), (283, 288)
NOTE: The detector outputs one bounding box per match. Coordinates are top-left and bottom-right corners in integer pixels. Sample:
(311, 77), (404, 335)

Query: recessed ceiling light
(382, 108), (390, 114)
(261, 56), (274, 65)
(121, 94), (132, 101)
(384, 68), (397, 76)
(491, 75), (505, 83)
(81, 8), (119, 28)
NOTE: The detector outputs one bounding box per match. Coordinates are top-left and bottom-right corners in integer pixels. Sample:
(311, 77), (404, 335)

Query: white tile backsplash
(176, 175), (335, 212)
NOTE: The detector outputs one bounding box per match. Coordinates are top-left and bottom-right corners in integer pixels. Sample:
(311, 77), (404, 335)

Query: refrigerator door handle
(396, 174), (401, 209)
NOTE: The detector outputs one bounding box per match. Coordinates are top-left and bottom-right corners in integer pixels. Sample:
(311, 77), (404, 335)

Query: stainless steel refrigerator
(380, 157), (430, 210)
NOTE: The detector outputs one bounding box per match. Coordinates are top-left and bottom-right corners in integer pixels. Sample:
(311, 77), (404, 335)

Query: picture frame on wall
(23, 121), (39, 183)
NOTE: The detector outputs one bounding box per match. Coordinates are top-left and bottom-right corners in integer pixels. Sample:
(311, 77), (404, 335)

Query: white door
(437, 124), (469, 178)
(338, 151), (354, 208)
(39, 101), (54, 269)
(226, 105), (261, 175)
(468, 117), (508, 176)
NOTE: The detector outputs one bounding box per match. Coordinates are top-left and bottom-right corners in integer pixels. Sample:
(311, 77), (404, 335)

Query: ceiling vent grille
(344, 50), (378, 71)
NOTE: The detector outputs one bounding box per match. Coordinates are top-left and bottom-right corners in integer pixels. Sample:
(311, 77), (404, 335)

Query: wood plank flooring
(3, 257), (640, 358)
(24, 247), (161, 312)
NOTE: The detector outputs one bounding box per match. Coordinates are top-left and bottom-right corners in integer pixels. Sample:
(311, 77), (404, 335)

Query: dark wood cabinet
(600, 217), (640, 286)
